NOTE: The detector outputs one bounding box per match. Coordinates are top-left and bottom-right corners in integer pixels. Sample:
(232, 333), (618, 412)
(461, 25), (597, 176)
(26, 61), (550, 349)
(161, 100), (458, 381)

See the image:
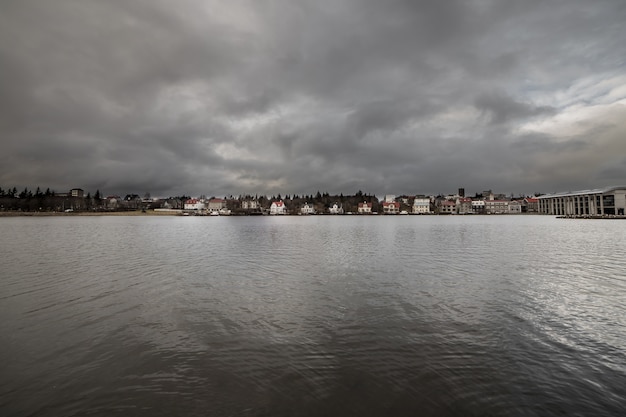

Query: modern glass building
(537, 186), (626, 216)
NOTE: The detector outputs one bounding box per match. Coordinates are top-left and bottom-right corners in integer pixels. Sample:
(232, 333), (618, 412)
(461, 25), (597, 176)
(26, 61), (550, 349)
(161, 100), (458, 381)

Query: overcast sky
(1, 0), (625, 198)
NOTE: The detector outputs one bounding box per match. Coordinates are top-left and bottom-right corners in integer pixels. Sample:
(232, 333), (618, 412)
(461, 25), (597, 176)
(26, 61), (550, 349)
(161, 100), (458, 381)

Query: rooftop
(538, 186), (626, 199)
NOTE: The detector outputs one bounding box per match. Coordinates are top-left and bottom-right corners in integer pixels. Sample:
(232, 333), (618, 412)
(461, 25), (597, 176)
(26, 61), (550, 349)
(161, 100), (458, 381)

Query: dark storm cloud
(1, 0), (625, 197)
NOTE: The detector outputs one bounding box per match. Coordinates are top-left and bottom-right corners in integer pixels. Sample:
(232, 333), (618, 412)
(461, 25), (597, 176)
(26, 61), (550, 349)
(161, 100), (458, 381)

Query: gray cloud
(474, 92), (556, 125)
(1, 0), (625, 197)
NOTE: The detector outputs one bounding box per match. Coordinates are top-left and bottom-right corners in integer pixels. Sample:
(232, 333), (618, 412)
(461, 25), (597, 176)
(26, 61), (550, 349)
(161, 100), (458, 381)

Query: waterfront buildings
(440, 200), (456, 214)
(270, 200), (286, 215)
(300, 202), (315, 215)
(412, 197), (431, 214)
(241, 199), (259, 210)
(328, 203), (344, 214)
(456, 197), (472, 214)
(471, 200), (485, 214)
(184, 198), (205, 211)
(484, 199), (510, 214)
(208, 198), (226, 212)
(537, 186), (626, 216)
(358, 202), (372, 214)
(382, 201), (400, 214)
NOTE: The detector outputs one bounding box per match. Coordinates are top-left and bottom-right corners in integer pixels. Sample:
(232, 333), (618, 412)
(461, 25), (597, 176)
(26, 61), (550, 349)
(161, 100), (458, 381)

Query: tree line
(0, 185), (385, 213)
(0, 186), (102, 212)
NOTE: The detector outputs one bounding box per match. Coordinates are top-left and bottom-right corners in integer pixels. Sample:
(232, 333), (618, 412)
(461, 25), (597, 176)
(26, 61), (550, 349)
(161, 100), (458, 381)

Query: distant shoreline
(0, 211), (177, 217)
(1, 211), (625, 219)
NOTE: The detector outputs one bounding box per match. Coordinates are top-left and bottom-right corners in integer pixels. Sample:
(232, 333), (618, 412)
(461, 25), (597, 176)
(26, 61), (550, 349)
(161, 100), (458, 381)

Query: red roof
(273, 201), (284, 207)
(382, 202), (400, 207)
(358, 202), (372, 207)
(186, 199), (199, 204)
(209, 198), (225, 203)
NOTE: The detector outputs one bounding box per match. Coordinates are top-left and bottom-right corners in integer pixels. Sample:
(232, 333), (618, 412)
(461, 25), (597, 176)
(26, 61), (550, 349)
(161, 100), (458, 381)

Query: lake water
(1, 215), (625, 416)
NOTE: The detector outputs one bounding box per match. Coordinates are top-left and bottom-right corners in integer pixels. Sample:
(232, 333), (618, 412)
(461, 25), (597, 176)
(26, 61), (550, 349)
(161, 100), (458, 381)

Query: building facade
(456, 197), (472, 214)
(241, 199), (259, 210)
(439, 200), (456, 214)
(358, 202), (372, 214)
(484, 200), (509, 214)
(184, 198), (205, 211)
(412, 197), (431, 214)
(270, 200), (286, 215)
(537, 186), (626, 216)
(208, 198), (226, 212)
(300, 202), (315, 215)
(382, 201), (400, 214)
(328, 203), (344, 214)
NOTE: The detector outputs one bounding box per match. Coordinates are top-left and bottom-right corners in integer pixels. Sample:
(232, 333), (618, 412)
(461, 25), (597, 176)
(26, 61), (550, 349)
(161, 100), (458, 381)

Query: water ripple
(1, 215), (625, 416)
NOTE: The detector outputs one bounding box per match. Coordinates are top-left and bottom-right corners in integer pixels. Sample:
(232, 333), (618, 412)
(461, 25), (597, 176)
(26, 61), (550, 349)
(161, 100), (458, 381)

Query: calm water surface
(1, 215), (625, 416)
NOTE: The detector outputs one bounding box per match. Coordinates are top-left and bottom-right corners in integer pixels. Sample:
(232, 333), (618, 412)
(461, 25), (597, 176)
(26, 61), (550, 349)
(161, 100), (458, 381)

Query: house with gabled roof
(270, 200), (286, 215)
(439, 200), (456, 214)
(456, 197), (472, 214)
(328, 202), (344, 214)
(509, 200), (523, 214)
(524, 197), (539, 213)
(357, 202), (372, 214)
(300, 202), (315, 215)
(382, 201), (400, 214)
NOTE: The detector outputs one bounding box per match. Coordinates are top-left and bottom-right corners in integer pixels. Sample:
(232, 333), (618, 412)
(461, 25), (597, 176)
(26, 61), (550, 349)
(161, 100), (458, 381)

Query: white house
(382, 201), (400, 214)
(328, 202), (344, 214)
(358, 202), (372, 214)
(184, 198), (205, 211)
(300, 202), (315, 215)
(270, 200), (286, 215)
(412, 197), (431, 214)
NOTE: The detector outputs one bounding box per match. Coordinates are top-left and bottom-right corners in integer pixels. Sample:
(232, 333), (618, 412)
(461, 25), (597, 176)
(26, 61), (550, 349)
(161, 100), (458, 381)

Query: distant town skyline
(1, 1), (625, 198)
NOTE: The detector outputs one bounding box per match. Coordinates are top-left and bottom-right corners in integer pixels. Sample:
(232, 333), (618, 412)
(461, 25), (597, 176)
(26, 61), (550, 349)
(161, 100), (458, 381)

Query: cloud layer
(1, 0), (625, 197)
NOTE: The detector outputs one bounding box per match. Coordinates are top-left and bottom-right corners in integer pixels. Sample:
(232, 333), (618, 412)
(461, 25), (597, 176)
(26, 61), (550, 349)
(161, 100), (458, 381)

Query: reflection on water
(1, 215), (625, 416)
